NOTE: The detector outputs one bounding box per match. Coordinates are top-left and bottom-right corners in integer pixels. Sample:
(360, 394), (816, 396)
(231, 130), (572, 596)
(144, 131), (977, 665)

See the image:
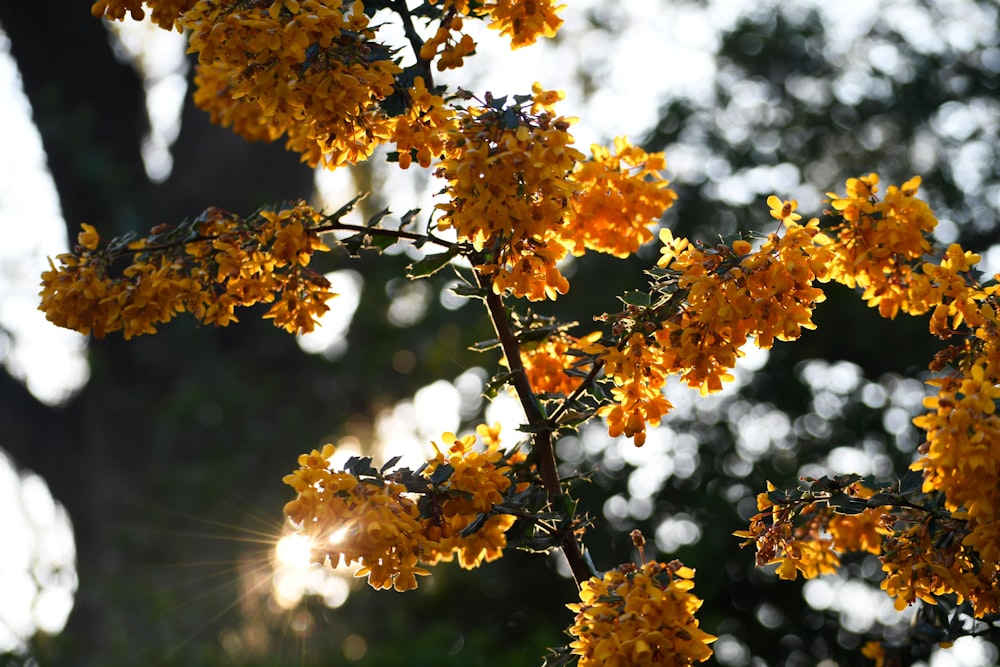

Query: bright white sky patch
(0, 29), (89, 405)
(107, 19), (188, 182)
(0, 449), (77, 654)
(296, 270), (364, 360)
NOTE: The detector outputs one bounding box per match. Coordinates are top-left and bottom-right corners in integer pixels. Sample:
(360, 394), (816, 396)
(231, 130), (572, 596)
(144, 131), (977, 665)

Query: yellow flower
(766, 195), (802, 224)
(861, 641), (886, 667)
(77, 223), (101, 251)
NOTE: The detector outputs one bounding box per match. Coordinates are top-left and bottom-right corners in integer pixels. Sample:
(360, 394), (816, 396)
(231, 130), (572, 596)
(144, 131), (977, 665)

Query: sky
(1, 0), (999, 661)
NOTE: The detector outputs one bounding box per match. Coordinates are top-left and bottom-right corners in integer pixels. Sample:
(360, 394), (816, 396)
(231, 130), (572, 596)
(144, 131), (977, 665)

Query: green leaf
(484, 371), (515, 398)
(469, 338), (501, 352)
(767, 489), (788, 505)
(407, 247), (458, 278)
(555, 409), (595, 428)
(338, 230), (398, 257)
(619, 290), (651, 307)
(451, 283), (487, 299)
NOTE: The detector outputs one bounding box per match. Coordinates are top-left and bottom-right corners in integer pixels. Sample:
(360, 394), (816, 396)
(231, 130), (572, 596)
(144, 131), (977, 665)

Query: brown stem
(476, 270), (593, 587)
(321, 221), (456, 248)
(391, 0), (435, 89)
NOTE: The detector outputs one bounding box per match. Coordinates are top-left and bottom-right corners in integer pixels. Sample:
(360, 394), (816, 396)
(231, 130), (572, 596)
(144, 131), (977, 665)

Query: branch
(324, 221), (457, 249)
(476, 270), (593, 587)
(390, 0), (435, 89)
(89, 218), (458, 262)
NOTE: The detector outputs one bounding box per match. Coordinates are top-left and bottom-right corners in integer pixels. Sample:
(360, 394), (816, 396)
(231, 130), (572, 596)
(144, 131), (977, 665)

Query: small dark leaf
(451, 283), (487, 298)
(898, 470), (924, 495)
(484, 371), (515, 398)
(469, 338), (501, 351)
(366, 207), (391, 228)
(326, 194), (366, 222)
(380, 455), (402, 473)
(407, 247), (458, 278)
(428, 463), (454, 485)
(619, 290), (651, 307)
(399, 208), (421, 229)
(459, 512), (489, 537)
(865, 493), (899, 508)
(344, 456), (378, 478)
(501, 107), (520, 129)
(828, 494), (869, 515)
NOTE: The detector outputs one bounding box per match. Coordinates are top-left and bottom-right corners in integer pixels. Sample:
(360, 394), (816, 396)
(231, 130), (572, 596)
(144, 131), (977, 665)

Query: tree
(3, 0), (1000, 665)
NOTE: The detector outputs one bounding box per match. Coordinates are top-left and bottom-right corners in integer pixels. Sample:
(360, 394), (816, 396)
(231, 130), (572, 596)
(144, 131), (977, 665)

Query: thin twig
(548, 360), (604, 426)
(320, 221), (457, 249)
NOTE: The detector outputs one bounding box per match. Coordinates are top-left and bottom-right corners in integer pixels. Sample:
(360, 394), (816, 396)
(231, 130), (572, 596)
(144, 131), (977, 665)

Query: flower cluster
(435, 90), (677, 301)
(910, 363), (1000, 615)
(821, 174), (1000, 615)
(595, 333), (674, 447)
(570, 137), (677, 258)
(180, 0), (401, 168)
(425, 0), (565, 51)
(737, 475), (1000, 617)
(282, 424), (522, 590)
(434, 87), (585, 300)
(39, 202), (334, 338)
(420, 15), (478, 71)
(824, 174), (942, 319)
(593, 211), (832, 445)
(656, 216), (832, 383)
(735, 480), (884, 581)
(485, 0), (565, 49)
(91, 0), (194, 30)
(390, 77), (457, 170)
(283, 444), (430, 592)
(566, 560), (716, 666)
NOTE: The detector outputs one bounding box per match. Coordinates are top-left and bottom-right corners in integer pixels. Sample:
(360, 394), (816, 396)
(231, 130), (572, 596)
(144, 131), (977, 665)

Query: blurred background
(0, 0), (999, 665)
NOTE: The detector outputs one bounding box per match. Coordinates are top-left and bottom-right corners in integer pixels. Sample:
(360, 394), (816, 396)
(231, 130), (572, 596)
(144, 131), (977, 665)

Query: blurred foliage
(1, 0), (999, 665)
